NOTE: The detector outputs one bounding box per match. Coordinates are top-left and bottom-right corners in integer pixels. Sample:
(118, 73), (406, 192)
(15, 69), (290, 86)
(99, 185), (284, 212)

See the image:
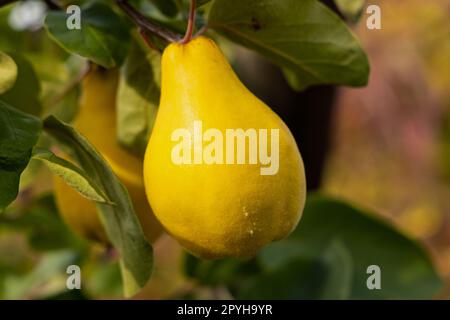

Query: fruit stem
(116, 0), (182, 43)
(180, 0), (196, 44)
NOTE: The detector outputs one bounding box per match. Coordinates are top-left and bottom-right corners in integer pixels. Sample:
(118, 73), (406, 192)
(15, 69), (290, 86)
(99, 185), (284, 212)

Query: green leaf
(238, 240), (353, 299)
(41, 56), (85, 124)
(319, 240), (353, 299)
(17, 134), (52, 190)
(281, 67), (311, 92)
(0, 52), (17, 94)
(184, 253), (260, 288)
(208, 0), (370, 90)
(335, 0), (366, 22)
(85, 261), (123, 298)
(184, 194), (442, 299)
(32, 148), (111, 204)
(45, 85), (80, 124)
(117, 35), (160, 157)
(45, 3), (131, 68)
(0, 101), (42, 212)
(42, 116), (153, 297)
(151, 0), (179, 17)
(0, 54), (42, 116)
(273, 194), (443, 299)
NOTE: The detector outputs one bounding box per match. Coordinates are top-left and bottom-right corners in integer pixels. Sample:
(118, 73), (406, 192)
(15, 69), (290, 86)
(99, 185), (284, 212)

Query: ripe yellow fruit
(54, 68), (163, 244)
(144, 37), (306, 258)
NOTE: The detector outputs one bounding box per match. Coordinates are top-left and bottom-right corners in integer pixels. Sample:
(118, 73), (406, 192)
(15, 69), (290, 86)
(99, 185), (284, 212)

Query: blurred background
(325, 0), (450, 287)
(0, 0), (449, 299)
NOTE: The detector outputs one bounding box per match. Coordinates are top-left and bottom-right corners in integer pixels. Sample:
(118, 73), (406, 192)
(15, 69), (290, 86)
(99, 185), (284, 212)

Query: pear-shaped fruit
(144, 36), (306, 258)
(54, 67), (163, 244)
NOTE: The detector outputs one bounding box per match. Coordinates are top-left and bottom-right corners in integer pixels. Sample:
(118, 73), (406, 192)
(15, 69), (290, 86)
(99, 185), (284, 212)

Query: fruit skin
(54, 68), (163, 244)
(144, 37), (306, 259)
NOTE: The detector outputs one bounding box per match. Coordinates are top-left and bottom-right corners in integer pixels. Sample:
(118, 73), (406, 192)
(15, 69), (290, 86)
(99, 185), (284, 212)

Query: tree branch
(115, 0), (181, 43)
(139, 28), (161, 53)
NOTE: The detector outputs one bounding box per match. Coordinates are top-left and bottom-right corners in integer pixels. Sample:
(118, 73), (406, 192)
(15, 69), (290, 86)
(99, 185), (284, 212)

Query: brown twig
(115, 0), (181, 43)
(180, 0), (196, 44)
(139, 28), (161, 53)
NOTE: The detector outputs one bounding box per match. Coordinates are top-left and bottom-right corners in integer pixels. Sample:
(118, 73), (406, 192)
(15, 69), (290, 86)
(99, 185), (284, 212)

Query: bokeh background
(0, 0), (449, 299)
(325, 0), (450, 288)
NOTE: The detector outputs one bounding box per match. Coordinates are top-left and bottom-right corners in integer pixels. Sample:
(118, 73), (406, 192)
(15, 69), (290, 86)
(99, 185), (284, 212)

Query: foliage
(0, 52), (17, 94)
(0, 0), (444, 300)
(116, 33), (160, 156)
(32, 148), (111, 204)
(0, 54), (42, 116)
(208, 0), (369, 90)
(335, 0), (366, 22)
(0, 101), (41, 212)
(42, 116), (153, 297)
(185, 195), (443, 299)
(46, 3), (131, 68)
